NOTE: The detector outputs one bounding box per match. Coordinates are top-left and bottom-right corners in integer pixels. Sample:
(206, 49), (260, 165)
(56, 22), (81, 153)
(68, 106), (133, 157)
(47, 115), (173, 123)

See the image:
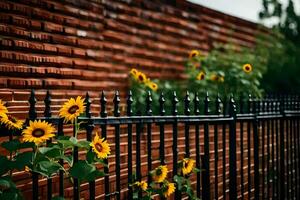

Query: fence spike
(100, 91), (107, 117)
(127, 90), (133, 116)
(248, 94), (253, 113)
(229, 94), (236, 117)
(204, 91), (210, 115)
(159, 92), (166, 115)
(216, 93), (222, 115)
(29, 89), (37, 120)
(146, 91), (152, 115)
(184, 91), (191, 115)
(113, 91), (120, 117)
(85, 92), (92, 118)
(172, 91), (178, 115)
(194, 92), (200, 115)
(44, 90), (51, 117)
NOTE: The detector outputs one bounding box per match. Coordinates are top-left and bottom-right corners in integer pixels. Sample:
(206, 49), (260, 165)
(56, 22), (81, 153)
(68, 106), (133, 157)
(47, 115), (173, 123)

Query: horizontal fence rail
(1, 90), (300, 200)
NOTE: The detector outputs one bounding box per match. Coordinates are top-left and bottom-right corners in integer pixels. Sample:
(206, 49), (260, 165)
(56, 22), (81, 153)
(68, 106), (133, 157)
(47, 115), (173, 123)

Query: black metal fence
(2, 90), (300, 200)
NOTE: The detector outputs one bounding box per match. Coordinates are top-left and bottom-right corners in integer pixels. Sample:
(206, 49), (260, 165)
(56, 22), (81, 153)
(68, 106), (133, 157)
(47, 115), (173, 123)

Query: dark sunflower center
(95, 143), (103, 152)
(68, 105), (79, 114)
(191, 53), (197, 57)
(245, 66), (250, 71)
(138, 75), (144, 81)
(156, 168), (162, 176)
(32, 128), (45, 137)
(200, 74), (205, 80)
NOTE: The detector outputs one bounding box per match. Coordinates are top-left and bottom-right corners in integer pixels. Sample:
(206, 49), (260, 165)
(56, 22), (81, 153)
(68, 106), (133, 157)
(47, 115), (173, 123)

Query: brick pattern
(0, 0), (263, 199)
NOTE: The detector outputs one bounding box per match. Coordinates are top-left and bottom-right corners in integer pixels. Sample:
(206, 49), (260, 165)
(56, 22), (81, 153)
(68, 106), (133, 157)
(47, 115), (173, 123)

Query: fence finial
(29, 89), (37, 120)
(229, 94), (236, 117)
(194, 92), (200, 115)
(172, 91), (178, 115)
(85, 92), (91, 118)
(184, 91), (191, 115)
(44, 90), (51, 117)
(100, 91), (107, 117)
(204, 91), (210, 115)
(127, 90), (133, 116)
(159, 92), (165, 115)
(146, 91), (152, 115)
(248, 94), (253, 113)
(113, 91), (120, 117)
(216, 93), (222, 115)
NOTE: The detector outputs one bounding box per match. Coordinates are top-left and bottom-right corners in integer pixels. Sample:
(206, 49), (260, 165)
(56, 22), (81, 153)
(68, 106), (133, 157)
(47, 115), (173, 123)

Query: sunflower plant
(56, 96), (108, 183)
(185, 46), (265, 100)
(173, 158), (200, 200)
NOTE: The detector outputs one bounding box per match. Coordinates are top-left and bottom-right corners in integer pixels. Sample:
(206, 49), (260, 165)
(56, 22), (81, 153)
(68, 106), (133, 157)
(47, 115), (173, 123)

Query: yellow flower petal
(59, 96), (85, 123)
(90, 133), (111, 159)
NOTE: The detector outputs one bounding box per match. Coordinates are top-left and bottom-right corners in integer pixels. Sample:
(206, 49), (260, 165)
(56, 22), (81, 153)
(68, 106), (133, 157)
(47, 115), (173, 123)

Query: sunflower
(147, 82), (158, 91)
(163, 181), (176, 197)
(137, 72), (147, 83)
(151, 165), (168, 183)
(130, 68), (139, 80)
(133, 181), (148, 191)
(210, 74), (224, 82)
(196, 71), (205, 80)
(22, 120), (56, 145)
(0, 100), (8, 115)
(189, 50), (200, 59)
(59, 96), (85, 123)
(243, 64), (252, 73)
(90, 133), (111, 159)
(0, 114), (24, 130)
(181, 158), (196, 175)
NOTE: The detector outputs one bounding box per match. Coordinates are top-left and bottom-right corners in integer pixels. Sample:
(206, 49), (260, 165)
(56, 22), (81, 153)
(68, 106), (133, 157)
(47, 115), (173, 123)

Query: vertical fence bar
(270, 95), (276, 199)
(159, 93), (166, 165)
(73, 115), (79, 200)
(214, 94), (221, 199)
(266, 97), (271, 199)
(286, 110), (290, 200)
(44, 91), (53, 200)
(127, 91), (133, 199)
(29, 89), (38, 200)
(85, 93), (95, 200)
(100, 91), (109, 200)
(261, 101), (266, 199)
(229, 95), (237, 200)
(202, 92), (210, 200)
(184, 91), (191, 158)
(171, 92), (180, 200)
(239, 94), (244, 200)
(194, 93), (201, 198)
(279, 96), (285, 199)
(253, 98), (260, 200)
(222, 96), (227, 199)
(247, 94), (252, 199)
(113, 91), (121, 200)
(297, 101), (300, 199)
(146, 91), (153, 184)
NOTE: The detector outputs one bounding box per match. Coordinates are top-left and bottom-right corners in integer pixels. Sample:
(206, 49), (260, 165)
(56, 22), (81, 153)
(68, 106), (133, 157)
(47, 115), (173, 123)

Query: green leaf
(37, 161), (63, 177)
(0, 179), (11, 189)
(70, 160), (104, 182)
(0, 156), (10, 175)
(1, 140), (20, 153)
(52, 197), (65, 200)
(77, 140), (90, 149)
(57, 155), (72, 166)
(13, 152), (33, 170)
(39, 146), (62, 158)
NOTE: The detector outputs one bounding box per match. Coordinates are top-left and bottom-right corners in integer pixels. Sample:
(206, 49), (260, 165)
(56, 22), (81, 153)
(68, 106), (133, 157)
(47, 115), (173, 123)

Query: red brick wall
(0, 0), (263, 199)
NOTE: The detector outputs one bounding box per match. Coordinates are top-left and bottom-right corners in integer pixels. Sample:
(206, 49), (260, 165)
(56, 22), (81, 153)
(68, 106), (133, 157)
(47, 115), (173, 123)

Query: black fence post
(253, 98), (260, 200)
(159, 93), (166, 165)
(44, 91), (53, 200)
(100, 91), (110, 200)
(29, 89), (38, 200)
(85, 93), (95, 200)
(146, 91), (153, 184)
(127, 91), (133, 200)
(228, 95), (237, 200)
(184, 91), (191, 158)
(279, 95), (286, 200)
(202, 92), (210, 200)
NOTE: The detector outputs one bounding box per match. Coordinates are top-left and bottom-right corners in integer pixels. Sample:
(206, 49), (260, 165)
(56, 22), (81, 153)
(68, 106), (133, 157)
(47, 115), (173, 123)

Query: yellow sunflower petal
(189, 50), (201, 59)
(59, 96), (86, 123)
(196, 71), (205, 80)
(22, 120), (56, 145)
(163, 182), (176, 197)
(0, 114), (23, 130)
(152, 165), (168, 183)
(243, 64), (252, 73)
(90, 133), (111, 159)
(0, 100), (8, 115)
